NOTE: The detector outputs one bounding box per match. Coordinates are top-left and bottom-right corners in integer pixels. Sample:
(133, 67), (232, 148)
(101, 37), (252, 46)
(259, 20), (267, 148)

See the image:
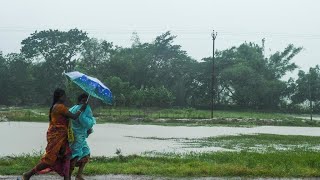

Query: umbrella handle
(86, 94), (90, 103)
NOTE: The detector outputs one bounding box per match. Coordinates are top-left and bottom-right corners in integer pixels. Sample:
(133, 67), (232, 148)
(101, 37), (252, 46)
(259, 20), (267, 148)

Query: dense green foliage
(292, 65), (320, 112)
(0, 28), (319, 112)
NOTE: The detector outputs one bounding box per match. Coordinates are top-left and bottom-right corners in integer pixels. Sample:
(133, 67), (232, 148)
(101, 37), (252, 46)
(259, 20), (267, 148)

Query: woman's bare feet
(63, 176), (71, 180)
(22, 172), (31, 180)
(75, 175), (85, 180)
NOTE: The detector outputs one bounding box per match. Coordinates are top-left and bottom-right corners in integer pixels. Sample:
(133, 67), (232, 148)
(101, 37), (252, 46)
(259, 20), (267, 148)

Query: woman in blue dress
(69, 93), (96, 180)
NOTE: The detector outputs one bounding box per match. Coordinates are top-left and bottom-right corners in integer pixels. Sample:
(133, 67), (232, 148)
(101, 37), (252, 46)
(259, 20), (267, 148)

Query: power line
(0, 27), (320, 39)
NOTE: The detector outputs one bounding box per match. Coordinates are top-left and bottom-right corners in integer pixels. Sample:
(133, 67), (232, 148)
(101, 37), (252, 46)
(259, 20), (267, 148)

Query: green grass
(0, 109), (47, 122)
(95, 116), (320, 127)
(128, 134), (320, 152)
(1, 107), (319, 127)
(2, 151), (320, 177)
(2, 134), (320, 177)
(184, 134), (320, 152)
(94, 107), (296, 120)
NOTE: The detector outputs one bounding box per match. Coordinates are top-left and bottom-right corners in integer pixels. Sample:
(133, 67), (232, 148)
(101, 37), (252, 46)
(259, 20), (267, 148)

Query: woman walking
(69, 93), (96, 180)
(23, 88), (87, 180)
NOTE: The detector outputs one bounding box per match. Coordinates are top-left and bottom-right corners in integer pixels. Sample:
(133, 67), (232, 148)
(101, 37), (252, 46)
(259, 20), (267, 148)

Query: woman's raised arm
(65, 103), (88, 120)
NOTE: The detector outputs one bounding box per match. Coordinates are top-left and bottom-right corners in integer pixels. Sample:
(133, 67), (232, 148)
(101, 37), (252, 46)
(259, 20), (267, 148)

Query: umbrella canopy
(65, 71), (112, 104)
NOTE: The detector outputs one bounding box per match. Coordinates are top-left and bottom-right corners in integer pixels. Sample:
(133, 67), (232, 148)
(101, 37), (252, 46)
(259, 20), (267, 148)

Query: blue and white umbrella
(65, 71), (112, 104)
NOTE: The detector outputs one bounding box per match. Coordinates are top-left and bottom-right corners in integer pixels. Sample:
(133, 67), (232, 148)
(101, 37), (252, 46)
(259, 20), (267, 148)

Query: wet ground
(2, 122), (320, 156)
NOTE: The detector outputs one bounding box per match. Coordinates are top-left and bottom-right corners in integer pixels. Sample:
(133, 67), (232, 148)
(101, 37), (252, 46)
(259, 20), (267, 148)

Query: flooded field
(2, 122), (320, 156)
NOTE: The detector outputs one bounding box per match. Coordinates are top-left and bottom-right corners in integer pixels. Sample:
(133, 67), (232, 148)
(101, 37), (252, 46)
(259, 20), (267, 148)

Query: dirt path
(0, 175), (318, 180)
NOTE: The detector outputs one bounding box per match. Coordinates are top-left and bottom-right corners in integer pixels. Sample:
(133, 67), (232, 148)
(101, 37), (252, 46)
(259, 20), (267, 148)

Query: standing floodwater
(2, 122), (320, 156)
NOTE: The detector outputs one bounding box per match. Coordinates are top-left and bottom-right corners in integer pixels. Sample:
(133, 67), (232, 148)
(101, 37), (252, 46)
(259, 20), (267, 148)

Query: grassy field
(131, 134), (320, 152)
(94, 107), (296, 120)
(1, 108), (319, 177)
(190, 134), (320, 152)
(0, 107), (318, 127)
(1, 131), (320, 177)
(2, 151), (320, 177)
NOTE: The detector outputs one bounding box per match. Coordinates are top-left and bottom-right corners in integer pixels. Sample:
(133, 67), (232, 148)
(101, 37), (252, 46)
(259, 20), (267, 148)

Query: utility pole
(309, 75), (313, 121)
(211, 30), (217, 119)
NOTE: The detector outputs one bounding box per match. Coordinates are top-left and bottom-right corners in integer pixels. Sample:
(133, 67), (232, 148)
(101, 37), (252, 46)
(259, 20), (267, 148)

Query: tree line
(0, 29), (319, 112)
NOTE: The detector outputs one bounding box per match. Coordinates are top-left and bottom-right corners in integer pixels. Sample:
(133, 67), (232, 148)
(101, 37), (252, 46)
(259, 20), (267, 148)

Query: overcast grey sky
(1, 0), (319, 77)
